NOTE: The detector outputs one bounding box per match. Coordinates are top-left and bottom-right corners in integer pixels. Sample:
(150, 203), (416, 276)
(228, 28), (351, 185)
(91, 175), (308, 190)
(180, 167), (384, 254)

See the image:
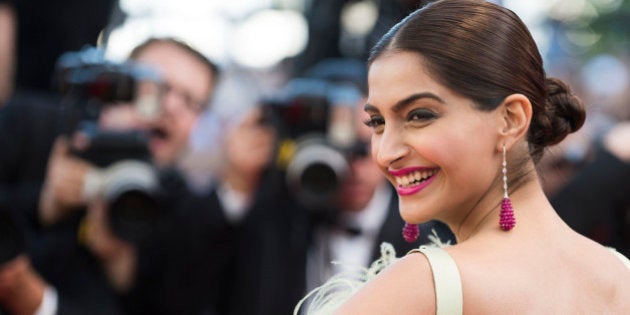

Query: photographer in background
(0, 37), (220, 314)
(39, 37), (220, 225)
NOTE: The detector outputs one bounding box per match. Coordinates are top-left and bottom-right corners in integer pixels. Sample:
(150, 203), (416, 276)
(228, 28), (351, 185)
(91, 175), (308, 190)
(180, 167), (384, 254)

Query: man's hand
(0, 255), (46, 315)
(39, 136), (93, 225)
(84, 200), (137, 292)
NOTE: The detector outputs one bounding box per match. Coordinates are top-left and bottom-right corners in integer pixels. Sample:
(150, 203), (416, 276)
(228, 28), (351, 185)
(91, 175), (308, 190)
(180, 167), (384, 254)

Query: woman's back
(448, 221), (630, 313)
(336, 188), (630, 314)
(337, 221), (630, 314)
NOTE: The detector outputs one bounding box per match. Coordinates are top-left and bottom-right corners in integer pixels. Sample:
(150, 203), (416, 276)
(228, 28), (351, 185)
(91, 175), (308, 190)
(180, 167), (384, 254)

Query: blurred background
(103, 0), (630, 110)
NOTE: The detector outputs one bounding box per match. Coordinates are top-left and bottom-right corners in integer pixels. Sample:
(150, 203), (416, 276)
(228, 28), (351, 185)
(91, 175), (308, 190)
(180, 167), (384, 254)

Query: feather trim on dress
(294, 229), (450, 315)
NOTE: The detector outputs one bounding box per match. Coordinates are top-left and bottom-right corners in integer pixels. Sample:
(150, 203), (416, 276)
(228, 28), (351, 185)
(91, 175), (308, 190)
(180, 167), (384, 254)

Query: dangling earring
(402, 222), (419, 242)
(499, 144), (516, 231)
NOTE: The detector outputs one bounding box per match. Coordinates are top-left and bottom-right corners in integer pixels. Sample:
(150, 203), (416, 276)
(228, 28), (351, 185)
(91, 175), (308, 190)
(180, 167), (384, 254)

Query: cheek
(370, 137), (385, 171)
(424, 131), (498, 193)
(174, 114), (198, 138)
(411, 128), (481, 177)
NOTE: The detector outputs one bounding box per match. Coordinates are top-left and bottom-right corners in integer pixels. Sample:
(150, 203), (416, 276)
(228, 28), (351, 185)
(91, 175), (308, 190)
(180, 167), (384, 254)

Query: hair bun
(529, 78), (586, 150)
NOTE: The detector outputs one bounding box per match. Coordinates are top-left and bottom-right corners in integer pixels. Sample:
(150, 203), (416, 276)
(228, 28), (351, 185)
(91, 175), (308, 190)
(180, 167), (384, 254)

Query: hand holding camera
(83, 200), (137, 292)
(39, 47), (169, 244)
(39, 136), (94, 226)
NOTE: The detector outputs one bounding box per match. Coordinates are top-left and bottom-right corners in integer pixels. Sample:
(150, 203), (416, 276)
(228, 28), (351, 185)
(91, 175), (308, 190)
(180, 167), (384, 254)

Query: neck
(450, 171), (544, 242)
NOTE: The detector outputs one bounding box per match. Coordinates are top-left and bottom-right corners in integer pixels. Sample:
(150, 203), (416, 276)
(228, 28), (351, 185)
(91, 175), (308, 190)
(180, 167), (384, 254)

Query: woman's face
(365, 51), (503, 225)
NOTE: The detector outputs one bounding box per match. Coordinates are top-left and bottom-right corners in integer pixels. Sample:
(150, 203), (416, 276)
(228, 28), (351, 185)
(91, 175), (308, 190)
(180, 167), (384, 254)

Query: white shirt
(34, 286), (58, 315)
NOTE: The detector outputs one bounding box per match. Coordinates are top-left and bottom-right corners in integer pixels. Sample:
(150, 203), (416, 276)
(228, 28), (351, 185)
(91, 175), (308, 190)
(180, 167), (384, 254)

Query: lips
(148, 125), (170, 155)
(388, 167), (439, 196)
(150, 126), (169, 140)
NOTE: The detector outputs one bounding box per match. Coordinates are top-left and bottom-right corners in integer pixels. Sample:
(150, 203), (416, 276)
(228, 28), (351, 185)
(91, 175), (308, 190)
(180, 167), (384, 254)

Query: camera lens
(300, 162), (339, 195)
(108, 189), (159, 243)
(286, 138), (349, 207)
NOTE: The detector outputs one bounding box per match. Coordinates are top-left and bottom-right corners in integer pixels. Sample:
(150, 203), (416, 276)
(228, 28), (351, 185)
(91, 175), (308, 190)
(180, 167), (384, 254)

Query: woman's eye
(363, 116), (384, 129)
(408, 109), (437, 122)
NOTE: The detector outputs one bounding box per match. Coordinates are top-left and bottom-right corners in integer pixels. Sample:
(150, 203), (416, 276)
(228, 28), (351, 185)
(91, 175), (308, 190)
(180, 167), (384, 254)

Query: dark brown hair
(368, 0), (585, 163)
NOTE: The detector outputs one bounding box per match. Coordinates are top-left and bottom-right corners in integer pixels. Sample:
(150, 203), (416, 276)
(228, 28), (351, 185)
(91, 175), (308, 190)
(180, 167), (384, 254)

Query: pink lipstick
(388, 167), (439, 196)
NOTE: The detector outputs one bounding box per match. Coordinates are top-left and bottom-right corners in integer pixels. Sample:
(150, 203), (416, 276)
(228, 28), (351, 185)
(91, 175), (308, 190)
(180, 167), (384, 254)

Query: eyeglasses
(162, 84), (208, 113)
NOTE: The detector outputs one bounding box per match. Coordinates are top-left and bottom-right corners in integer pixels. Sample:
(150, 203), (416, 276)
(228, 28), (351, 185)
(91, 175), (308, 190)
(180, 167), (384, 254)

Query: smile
(389, 167), (439, 196)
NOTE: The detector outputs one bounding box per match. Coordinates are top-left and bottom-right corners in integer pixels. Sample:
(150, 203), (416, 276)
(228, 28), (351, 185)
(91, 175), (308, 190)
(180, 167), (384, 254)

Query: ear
(496, 94), (532, 151)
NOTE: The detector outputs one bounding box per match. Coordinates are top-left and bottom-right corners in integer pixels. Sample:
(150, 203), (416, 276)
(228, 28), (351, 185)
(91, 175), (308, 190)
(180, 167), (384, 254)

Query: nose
(373, 125), (409, 168)
(161, 88), (180, 115)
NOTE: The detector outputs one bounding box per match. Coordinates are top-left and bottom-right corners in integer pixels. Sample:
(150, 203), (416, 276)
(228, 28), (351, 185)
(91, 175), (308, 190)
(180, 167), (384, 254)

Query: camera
(54, 47), (166, 243)
(261, 78), (363, 209)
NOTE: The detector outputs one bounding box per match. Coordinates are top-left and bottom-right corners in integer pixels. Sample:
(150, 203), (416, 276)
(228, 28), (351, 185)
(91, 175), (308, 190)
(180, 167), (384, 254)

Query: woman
(304, 0), (630, 314)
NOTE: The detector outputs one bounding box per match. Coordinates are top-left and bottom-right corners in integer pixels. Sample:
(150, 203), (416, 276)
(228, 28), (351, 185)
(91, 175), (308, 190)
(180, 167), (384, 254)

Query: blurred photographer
(40, 37), (220, 226)
(0, 37), (220, 314)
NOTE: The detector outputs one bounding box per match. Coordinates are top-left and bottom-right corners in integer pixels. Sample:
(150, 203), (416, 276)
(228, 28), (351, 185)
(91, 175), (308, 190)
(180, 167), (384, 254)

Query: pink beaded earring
(499, 144), (516, 230)
(402, 222), (419, 242)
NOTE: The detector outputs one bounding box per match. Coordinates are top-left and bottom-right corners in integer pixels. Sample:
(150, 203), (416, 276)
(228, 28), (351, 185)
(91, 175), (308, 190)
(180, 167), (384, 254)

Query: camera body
(261, 78), (362, 209)
(55, 47), (165, 243)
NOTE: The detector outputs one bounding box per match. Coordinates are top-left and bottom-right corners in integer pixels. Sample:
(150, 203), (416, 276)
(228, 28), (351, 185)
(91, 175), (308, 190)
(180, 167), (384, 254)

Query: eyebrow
(364, 92), (445, 113)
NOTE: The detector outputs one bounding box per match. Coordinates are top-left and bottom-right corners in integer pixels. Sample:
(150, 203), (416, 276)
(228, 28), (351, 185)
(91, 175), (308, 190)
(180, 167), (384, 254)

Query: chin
(152, 150), (175, 168)
(398, 200), (434, 224)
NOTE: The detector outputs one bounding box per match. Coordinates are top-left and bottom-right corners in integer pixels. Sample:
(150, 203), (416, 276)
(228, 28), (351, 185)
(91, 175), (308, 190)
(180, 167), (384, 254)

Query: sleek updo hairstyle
(368, 0), (585, 163)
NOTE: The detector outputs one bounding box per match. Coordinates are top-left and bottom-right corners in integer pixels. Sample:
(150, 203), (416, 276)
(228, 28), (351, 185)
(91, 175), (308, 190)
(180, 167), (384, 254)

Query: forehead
(134, 43), (214, 96)
(367, 51), (450, 108)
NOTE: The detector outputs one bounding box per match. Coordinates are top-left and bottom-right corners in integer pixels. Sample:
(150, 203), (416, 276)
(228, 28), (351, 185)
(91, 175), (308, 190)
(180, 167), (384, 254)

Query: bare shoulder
(570, 236), (630, 311)
(336, 251), (437, 315)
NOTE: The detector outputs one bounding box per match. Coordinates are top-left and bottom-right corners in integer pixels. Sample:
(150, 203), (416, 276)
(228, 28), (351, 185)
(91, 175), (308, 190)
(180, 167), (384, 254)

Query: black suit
(122, 189), (236, 315)
(552, 144), (630, 257)
(0, 92), (60, 230)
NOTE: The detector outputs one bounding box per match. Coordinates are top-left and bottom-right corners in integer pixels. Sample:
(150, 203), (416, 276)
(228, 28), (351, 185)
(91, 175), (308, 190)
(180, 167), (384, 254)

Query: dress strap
(408, 246), (463, 315)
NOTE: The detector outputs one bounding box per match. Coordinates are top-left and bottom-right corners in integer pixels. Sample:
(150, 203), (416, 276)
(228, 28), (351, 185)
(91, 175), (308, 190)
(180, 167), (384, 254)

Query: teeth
(396, 169), (437, 188)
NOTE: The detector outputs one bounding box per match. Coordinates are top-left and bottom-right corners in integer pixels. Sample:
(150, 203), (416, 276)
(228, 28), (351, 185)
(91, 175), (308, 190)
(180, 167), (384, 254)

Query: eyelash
(363, 109), (437, 129)
(363, 116), (384, 128)
(408, 109), (437, 121)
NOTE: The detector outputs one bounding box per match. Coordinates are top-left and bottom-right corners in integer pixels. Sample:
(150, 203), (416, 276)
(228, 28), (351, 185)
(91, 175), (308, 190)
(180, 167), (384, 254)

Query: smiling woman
(296, 0), (630, 314)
